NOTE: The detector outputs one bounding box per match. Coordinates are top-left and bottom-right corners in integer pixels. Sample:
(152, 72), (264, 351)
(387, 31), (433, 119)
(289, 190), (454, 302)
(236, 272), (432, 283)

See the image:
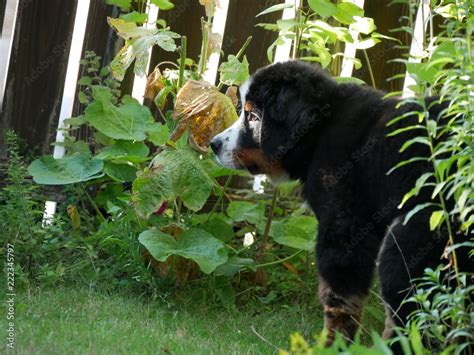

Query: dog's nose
(210, 137), (223, 154)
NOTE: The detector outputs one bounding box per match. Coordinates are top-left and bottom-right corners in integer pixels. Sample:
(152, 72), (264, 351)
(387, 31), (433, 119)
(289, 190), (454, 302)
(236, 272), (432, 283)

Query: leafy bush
(20, 0), (318, 304)
(274, 0), (473, 353)
(280, 331), (392, 355)
(0, 131), (70, 285)
(386, 0), (473, 351)
(258, 0), (389, 84)
(400, 268), (474, 353)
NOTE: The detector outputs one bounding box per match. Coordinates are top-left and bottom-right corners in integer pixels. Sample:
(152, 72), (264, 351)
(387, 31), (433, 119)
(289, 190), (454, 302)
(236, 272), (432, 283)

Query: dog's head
(210, 61), (334, 179)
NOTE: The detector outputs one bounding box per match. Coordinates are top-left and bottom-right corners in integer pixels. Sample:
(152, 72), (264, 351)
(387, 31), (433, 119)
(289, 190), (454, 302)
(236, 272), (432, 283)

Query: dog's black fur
(211, 61), (472, 350)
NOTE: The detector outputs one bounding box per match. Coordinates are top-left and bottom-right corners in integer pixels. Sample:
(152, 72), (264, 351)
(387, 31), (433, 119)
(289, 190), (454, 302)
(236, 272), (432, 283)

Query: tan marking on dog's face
(244, 100), (253, 112)
(212, 78), (288, 181)
(234, 148), (285, 179)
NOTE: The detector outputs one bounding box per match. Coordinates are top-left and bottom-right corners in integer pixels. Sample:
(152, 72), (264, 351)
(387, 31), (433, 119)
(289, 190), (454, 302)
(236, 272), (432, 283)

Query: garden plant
(0, 0), (472, 354)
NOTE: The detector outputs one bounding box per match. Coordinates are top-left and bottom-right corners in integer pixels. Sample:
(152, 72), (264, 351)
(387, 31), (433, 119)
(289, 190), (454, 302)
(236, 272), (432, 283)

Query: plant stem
(205, 174), (233, 222)
(198, 17), (210, 77)
(421, 100), (461, 286)
(235, 36), (253, 60)
(178, 36), (187, 88)
(255, 250), (303, 268)
(81, 184), (106, 222)
(296, 14), (308, 60)
(256, 188), (279, 263)
(363, 49), (376, 89)
(292, 3), (304, 59)
(174, 198), (182, 223)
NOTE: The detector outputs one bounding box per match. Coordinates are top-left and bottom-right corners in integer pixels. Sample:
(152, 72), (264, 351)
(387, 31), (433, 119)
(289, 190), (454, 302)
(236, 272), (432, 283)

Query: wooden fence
(0, 0), (412, 157)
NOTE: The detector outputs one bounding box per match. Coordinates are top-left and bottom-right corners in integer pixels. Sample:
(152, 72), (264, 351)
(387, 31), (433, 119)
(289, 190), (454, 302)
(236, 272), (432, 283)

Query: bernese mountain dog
(210, 60), (471, 349)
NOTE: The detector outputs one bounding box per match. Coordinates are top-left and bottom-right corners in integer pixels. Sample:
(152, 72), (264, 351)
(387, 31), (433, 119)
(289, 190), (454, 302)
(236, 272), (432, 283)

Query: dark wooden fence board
(144, 1), (205, 116)
(221, 0), (285, 75)
(71, 2), (119, 143)
(0, 0), (78, 157)
(0, 0), (6, 35)
(149, 1), (205, 72)
(354, 0), (411, 91)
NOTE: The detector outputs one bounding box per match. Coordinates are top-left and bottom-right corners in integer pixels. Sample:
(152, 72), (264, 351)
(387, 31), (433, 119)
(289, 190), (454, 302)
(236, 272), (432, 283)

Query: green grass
(12, 287), (319, 354)
(10, 286), (384, 354)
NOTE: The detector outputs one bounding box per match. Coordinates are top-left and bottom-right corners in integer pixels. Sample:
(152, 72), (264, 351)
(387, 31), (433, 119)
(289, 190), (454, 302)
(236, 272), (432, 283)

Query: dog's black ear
(259, 84), (328, 160)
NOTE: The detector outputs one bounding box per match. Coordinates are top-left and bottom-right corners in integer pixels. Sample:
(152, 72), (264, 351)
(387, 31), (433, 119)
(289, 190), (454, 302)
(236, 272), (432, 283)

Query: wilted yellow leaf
(172, 80), (238, 152)
(208, 32), (223, 54)
(225, 86), (239, 108)
(199, 0), (219, 17)
(67, 204), (81, 230)
(145, 66), (165, 100)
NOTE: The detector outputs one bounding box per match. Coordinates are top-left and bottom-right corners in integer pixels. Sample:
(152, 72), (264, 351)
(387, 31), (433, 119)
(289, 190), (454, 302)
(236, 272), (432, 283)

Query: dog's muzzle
(210, 137), (223, 155)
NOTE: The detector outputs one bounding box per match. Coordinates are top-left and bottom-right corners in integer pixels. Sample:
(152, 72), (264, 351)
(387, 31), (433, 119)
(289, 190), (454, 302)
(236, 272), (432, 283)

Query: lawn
(10, 285), (385, 354)
(12, 286), (316, 354)
(9, 285), (385, 354)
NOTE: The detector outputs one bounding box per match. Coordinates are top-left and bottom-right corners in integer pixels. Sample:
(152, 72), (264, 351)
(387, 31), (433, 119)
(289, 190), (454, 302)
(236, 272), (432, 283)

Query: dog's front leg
(315, 215), (381, 345)
(318, 278), (366, 344)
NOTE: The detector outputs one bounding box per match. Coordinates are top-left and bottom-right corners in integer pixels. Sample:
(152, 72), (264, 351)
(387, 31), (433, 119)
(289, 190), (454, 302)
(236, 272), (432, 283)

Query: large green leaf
(201, 216), (234, 242)
(406, 62), (438, 84)
(96, 140), (150, 163)
(147, 123), (170, 146)
(138, 228), (228, 274)
(288, 215), (318, 236)
(200, 157), (244, 178)
(334, 2), (364, 25)
(214, 256), (256, 277)
(150, 0), (174, 10)
(120, 11), (148, 24)
(218, 55), (250, 86)
(227, 201), (265, 225)
(308, 0), (338, 18)
(103, 161), (138, 182)
(108, 18), (180, 80)
(28, 154), (104, 185)
(84, 86), (159, 141)
(270, 216), (317, 251)
(132, 168), (172, 218)
(132, 149), (215, 218)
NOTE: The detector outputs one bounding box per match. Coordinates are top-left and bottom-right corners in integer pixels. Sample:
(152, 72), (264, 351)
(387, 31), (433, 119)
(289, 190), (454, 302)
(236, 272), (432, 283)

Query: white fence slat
(403, 0), (430, 97)
(0, 0), (20, 112)
(203, 0), (230, 85)
(43, 0), (91, 226)
(132, 2), (160, 102)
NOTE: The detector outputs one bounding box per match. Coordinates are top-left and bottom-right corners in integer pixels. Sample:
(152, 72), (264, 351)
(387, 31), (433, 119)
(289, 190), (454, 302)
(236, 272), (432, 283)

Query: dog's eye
(247, 110), (261, 122)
